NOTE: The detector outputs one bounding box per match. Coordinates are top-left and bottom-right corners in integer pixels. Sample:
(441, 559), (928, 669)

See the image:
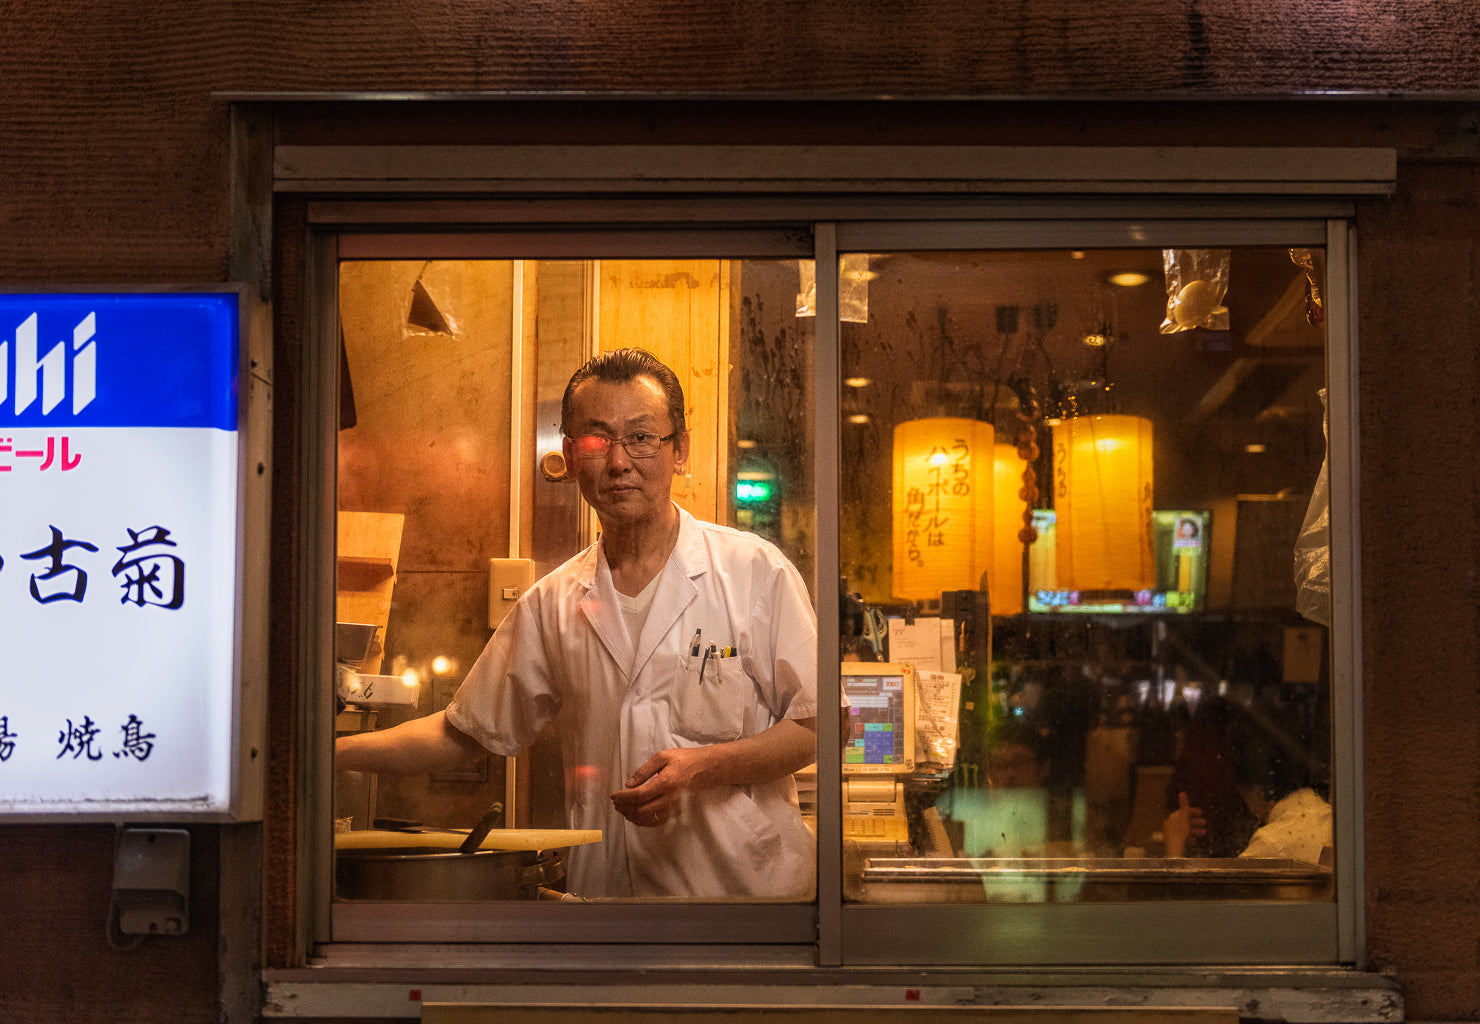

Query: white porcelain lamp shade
(892, 418), (995, 602)
(1052, 414), (1155, 592)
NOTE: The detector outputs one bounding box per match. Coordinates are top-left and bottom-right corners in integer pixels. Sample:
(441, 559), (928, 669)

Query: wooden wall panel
(1356, 161), (1480, 1020)
(598, 259), (729, 524)
(6, 2), (1480, 283)
(0, 825), (220, 1022)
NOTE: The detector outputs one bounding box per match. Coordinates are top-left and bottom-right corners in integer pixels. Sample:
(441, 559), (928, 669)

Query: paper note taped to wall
(914, 669), (962, 767)
(886, 616), (954, 673)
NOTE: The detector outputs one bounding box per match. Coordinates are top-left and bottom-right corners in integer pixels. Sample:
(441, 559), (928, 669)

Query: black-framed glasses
(569, 431), (677, 460)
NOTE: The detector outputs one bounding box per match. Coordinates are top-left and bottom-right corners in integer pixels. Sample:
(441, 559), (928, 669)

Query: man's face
(562, 375), (690, 529)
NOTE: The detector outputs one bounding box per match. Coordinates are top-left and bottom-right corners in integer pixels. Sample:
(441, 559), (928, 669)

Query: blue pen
(699, 643), (714, 684)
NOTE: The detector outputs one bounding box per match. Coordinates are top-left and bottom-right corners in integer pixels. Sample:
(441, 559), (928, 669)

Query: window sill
(263, 963), (1400, 1022)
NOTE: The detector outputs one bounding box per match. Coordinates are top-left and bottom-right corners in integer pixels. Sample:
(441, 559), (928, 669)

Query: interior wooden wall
(335, 260), (517, 830)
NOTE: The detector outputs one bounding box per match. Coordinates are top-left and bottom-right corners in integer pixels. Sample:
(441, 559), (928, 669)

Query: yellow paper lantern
(1028, 515), (1057, 595)
(991, 443), (1028, 615)
(892, 418), (994, 602)
(1052, 414), (1155, 592)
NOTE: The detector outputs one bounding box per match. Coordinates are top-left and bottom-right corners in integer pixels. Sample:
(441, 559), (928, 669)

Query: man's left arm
(611, 717), (817, 827)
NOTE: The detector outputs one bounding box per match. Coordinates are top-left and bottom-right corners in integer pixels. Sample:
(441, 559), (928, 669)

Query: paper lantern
(991, 443), (1028, 615)
(1052, 414), (1155, 592)
(892, 418), (994, 601)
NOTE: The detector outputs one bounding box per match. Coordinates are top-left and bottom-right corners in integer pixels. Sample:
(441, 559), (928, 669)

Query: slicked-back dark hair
(561, 348), (687, 436)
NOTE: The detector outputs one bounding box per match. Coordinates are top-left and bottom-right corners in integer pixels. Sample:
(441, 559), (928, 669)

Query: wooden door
(596, 259), (730, 524)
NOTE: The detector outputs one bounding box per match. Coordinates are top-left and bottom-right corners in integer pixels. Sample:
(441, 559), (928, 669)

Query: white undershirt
(614, 569), (663, 655)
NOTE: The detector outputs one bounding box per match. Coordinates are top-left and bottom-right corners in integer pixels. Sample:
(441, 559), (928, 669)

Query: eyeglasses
(569, 431), (677, 460)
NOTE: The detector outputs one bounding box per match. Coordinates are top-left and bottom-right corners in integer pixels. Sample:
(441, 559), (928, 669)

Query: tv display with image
(1027, 509), (1211, 615)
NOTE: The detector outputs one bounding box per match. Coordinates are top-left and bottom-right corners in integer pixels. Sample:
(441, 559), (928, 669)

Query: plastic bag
(403, 268), (461, 340)
(1159, 249), (1230, 333)
(1294, 387), (1331, 626)
(795, 255), (870, 323)
(1290, 247), (1326, 328)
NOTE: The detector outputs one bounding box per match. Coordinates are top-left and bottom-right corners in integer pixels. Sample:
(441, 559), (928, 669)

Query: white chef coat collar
(576, 504), (707, 683)
(667, 505), (712, 581)
(576, 504), (709, 592)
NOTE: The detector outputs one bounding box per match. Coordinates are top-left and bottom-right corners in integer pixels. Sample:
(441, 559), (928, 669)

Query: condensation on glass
(324, 247), (1334, 908)
(836, 247), (1334, 905)
(330, 258), (818, 902)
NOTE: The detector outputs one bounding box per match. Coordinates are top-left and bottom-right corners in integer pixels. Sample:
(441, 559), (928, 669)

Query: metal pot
(335, 844), (565, 901)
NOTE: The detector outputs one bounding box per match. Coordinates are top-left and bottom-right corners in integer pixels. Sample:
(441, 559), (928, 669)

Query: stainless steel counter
(857, 857), (1333, 903)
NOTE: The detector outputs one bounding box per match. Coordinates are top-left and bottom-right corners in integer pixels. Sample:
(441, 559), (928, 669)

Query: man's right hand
(1162, 791), (1207, 858)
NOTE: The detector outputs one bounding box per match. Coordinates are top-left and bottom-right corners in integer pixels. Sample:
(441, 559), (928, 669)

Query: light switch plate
(489, 558), (536, 629)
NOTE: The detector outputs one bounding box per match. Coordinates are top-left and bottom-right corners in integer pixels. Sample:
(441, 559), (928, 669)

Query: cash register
(841, 662), (916, 843)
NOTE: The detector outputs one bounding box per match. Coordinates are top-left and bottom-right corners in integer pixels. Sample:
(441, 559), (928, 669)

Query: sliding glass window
(314, 214), (1355, 965)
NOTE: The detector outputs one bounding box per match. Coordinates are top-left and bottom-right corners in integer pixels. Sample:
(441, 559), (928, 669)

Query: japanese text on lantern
(903, 439), (972, 568)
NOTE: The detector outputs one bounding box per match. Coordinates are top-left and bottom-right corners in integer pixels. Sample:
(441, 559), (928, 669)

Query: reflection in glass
(838, 248), (1333, 904)
(333, 258), (817, 902)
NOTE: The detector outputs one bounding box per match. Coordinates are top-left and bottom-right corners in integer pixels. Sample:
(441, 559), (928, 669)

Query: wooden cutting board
(336, 828), (602, 852)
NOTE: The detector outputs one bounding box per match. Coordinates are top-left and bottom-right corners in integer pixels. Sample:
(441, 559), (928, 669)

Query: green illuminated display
(734, 479), (775, 504)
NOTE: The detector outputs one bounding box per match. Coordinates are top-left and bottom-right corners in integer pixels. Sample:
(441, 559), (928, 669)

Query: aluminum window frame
(295, 187), (1363, 968)
(820, 215), (1359, 966)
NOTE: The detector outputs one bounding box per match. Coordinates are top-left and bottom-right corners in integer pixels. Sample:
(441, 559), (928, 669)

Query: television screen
(1027, 509), (1211, 615)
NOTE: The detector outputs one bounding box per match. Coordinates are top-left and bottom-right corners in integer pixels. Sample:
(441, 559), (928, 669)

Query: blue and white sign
(0, 290), (267, 819)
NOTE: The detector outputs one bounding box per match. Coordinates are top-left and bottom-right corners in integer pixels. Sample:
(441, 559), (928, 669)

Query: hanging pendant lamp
(1052, 413), (1155, 592)
(892, 418), (994, 602)
(991, 442), (1028, 615)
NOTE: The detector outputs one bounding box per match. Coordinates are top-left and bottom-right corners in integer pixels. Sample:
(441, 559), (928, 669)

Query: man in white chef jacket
(337, 348), (820, 899)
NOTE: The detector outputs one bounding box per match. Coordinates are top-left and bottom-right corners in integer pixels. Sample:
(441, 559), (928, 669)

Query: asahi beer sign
(0, 291), (257, 817)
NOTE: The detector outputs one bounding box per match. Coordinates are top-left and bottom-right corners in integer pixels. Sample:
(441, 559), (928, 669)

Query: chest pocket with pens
(675, 641), (753, 744)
